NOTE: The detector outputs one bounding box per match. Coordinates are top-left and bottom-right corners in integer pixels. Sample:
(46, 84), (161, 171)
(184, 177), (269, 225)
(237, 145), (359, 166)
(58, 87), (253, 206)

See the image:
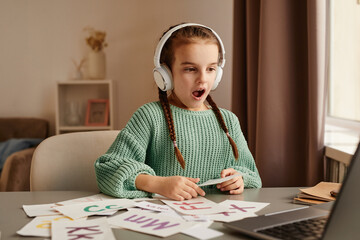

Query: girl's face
(169, 41), (219, 111)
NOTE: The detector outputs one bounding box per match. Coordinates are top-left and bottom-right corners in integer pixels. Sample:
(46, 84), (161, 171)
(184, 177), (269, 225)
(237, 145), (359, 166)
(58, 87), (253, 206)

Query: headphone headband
(153, 23), (226, 68)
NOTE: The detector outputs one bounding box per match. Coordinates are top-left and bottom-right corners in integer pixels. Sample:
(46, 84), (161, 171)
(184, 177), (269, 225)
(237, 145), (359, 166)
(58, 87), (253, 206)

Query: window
(327, 0), (360, 132)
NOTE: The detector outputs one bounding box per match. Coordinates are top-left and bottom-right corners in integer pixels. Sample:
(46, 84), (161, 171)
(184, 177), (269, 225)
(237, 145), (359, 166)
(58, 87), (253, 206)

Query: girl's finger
(220, 180), (242, 191)
(183, 185), (198, 198)
(217, 177), (238, 189)
(187, 181), (206, 196)
(229, 185), (244, 194)
(179, 190), (193, 200)
(176, 195), (185, 201)
(220, 168), (237, 178)
(218, 175), (243, 189)
(186, 177), (200, 183)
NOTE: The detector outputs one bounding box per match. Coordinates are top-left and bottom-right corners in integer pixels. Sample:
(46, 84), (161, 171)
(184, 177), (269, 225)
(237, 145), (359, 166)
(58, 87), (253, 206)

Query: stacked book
(293, 181), (341, 205)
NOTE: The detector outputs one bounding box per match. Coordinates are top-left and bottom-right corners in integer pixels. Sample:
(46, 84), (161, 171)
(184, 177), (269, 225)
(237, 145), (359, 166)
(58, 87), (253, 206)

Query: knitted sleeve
(94, 106), (156, 198)
(222, 110), (262, 188)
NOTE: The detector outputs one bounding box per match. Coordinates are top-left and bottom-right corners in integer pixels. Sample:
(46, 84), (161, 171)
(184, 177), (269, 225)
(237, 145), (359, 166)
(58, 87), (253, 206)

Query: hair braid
(206, 95), (239, 160)
(158, 88), (186, 169)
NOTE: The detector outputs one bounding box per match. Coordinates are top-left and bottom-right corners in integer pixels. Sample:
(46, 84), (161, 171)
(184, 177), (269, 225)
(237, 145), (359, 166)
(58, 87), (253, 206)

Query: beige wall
(0, 0), (234, 135)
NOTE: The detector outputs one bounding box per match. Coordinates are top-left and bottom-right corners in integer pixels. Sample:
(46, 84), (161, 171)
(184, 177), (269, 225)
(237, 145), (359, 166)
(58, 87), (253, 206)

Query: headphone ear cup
(211, 67), (223, 90)
(153, 64), (173, 91)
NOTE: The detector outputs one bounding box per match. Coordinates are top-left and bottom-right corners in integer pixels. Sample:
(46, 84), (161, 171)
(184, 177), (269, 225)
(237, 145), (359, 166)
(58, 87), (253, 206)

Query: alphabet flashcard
(17, 215), (84, 237)
(182, 224), (224, 239)
(107, 209), (194, 237)
(181, 214), (210, 222)
(134, 201), (172, 212)
(51, 217), (115, 240)
(22, 203), (59, 217)
(53, 199), (135, 219)
(208, 200), (269, 222)
(162, 196), (228, 215)
(56, 194), (107, 206)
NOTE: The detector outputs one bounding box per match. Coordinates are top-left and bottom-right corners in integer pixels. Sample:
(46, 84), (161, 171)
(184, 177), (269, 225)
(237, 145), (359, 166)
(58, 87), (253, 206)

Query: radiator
(324, 146), (352, 183)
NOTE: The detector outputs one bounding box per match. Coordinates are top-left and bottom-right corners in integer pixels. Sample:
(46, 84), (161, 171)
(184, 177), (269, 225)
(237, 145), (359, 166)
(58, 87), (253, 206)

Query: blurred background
(0, 0), (234, 135)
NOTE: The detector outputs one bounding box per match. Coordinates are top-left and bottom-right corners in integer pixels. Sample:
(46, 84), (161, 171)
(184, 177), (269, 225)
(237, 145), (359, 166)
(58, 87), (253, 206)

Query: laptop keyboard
(257, 216), (328, 240)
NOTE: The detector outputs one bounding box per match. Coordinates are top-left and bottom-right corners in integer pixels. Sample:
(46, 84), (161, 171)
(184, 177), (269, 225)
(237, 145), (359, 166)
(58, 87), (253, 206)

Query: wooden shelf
(55, 79), (114, 134)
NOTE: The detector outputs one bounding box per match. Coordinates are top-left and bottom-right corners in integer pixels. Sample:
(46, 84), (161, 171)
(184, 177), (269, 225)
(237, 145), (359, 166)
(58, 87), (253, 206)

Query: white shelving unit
(55, 79), (114, 135)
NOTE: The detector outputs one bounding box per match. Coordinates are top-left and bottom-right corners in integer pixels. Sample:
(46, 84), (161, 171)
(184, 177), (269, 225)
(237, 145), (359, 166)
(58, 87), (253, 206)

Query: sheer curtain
(232, 0), (327, 187)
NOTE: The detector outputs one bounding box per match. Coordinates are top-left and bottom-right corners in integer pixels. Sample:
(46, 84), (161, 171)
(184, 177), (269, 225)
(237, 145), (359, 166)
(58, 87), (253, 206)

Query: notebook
(224, 143), (360, 240)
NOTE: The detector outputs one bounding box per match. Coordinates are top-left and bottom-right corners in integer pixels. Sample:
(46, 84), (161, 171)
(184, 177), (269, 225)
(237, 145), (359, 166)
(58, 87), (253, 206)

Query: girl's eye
(208, 67), (217, 72)
(184, 67), (196, 72)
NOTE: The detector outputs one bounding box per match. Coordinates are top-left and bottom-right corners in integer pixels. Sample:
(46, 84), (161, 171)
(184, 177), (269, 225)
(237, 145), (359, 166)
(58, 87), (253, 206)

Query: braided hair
(158, 25), (238, 169)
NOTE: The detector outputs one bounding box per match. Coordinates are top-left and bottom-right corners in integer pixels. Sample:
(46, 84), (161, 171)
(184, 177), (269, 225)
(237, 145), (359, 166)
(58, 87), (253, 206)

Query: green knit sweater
(94, 101), (262, 198)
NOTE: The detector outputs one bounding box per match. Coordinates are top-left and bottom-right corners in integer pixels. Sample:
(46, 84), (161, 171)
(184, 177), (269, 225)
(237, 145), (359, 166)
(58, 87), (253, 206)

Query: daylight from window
(328, 0), (360, 122)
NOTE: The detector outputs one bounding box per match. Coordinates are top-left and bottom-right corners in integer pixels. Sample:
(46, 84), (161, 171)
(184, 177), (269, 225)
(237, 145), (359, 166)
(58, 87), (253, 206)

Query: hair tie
(173, 141), (178, 148)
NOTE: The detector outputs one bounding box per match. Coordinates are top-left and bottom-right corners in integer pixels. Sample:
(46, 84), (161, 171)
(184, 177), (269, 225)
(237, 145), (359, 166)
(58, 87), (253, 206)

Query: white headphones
(153, 23), (226, 91)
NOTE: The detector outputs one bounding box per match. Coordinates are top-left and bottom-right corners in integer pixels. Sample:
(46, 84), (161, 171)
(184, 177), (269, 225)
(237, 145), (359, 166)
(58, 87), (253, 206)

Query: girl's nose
(196, 70), (207, 83)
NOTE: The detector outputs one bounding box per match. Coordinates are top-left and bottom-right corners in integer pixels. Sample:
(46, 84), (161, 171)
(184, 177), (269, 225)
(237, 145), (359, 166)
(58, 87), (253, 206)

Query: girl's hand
(136, 175), (205, 201)
(216, 168), (244, 194)
(156, 176), (206, 201)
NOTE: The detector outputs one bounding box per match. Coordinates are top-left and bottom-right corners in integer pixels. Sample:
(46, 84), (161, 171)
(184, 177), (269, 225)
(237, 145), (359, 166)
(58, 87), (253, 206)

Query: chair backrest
(30, 130), (119, 191)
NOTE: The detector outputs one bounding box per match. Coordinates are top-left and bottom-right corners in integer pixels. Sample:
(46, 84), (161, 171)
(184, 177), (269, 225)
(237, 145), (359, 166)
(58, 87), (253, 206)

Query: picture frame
(85, 99), (109, 126)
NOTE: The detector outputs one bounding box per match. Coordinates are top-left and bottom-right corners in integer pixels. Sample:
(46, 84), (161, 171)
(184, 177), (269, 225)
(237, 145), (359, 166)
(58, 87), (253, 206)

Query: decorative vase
(65, 102), (81, 126)
(88, 50), (106, 79)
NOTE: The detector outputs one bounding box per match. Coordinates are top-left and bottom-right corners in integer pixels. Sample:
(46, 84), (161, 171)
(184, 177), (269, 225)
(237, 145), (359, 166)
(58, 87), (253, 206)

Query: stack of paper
(293, 181), (341, 205)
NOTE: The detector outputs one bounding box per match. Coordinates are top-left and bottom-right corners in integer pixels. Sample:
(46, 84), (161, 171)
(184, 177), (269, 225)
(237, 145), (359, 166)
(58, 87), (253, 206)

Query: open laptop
(224, 143), (360, 240)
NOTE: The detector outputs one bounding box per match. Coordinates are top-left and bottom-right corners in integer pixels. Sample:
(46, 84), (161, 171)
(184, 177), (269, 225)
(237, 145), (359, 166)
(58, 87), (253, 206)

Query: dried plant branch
(84, 27), (108, 52)
(72, 58), (86, 71)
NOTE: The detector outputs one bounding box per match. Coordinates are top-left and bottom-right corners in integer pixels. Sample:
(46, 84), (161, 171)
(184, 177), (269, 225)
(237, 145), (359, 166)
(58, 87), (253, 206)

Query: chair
(30, 130), (119, 191)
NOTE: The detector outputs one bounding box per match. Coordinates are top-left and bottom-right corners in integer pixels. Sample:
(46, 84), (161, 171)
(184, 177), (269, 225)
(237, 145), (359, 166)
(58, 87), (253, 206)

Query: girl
(94, 23), (261, 201)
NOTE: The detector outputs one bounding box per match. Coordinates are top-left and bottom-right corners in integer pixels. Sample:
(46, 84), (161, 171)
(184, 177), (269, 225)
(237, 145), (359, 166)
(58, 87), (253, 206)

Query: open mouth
(192, 89), (205, 99)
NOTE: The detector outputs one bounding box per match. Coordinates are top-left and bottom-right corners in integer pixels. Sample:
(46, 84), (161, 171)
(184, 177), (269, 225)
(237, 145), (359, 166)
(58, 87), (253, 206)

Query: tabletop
(0, 187), (303, 240)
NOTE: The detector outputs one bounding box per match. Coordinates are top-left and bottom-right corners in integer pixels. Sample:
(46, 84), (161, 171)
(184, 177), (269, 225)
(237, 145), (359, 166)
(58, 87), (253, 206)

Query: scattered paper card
(52, 217), (115, 240)
(153, 194), (172, 200)
(158, 209), (184, 220)
(57, 194), (118, 216)
(133, 197), (157, 202)
(127, 207), (157, 214)
(23, 203), (59, 217)
(53, 199), (135, 219)
(182, 214), (210, 222)
(135, 201), (173, 212)
(162, 196), (228, 215)
(56, 194), (106, 206)
(181, 224), (224, 240)
(198, 174), (241, 187)
(208, 200), (269, 222)
(17, 215), (84, 237)
(107, 209), (194, 237)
